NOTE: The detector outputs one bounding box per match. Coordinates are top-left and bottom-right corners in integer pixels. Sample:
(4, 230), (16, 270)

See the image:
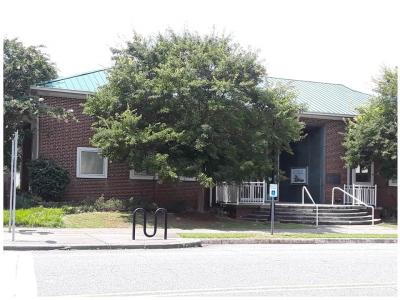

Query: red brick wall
(302, 117), (397, 208)
(375, 173), (397, 211)
(38, 96), (203, 210)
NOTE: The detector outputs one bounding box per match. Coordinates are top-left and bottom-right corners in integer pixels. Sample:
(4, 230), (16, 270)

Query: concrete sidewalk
(3, 228), (201, 250)
(3, 224), (397, 250)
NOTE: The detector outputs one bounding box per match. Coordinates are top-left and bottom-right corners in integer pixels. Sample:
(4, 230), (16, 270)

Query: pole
(8, 136), (15, 232)
(270, 197), (274, 235)
(12, 131), (18, 241)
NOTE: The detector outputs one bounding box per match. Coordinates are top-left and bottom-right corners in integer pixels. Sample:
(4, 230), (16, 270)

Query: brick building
(29, 70), (397, 215)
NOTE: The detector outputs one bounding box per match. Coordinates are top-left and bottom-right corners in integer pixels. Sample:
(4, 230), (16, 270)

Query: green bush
(16, 192), (41, 209)
(29, 159), (70, 201)
(36, 195), (158, 213)
(163, 199), (186, 213)
(122, 197), (158, 211)
(3, 207), (64, 227)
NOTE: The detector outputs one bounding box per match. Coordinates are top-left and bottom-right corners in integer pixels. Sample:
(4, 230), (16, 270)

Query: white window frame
(388, 178), (397, 187)
(129, 169), (197, 181)
(129, 170), (157, 180)
(76, 147), (108, 179)
(352, 163), (374, 185)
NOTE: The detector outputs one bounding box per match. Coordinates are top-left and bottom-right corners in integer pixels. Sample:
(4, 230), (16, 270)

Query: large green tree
(84, 30), (304, 187)
(3, 38), (73, 167)
(343, 67), (397, 179)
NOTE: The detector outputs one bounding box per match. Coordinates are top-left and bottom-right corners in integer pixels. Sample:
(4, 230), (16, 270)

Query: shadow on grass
(120, 211), (314, 231)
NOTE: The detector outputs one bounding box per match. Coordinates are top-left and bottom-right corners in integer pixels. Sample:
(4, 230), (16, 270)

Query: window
(389, 178), (397, 187)
(352, 163), (374, 185)
(129, 170), (156, 180)
(77, 147), (108, 178)
(129, 169), (197, 181)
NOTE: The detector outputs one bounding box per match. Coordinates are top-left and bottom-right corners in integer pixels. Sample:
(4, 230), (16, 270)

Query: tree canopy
(343, 67), (397, 179)
(3, 38), (73, 166)
(84, 30), (304, 187)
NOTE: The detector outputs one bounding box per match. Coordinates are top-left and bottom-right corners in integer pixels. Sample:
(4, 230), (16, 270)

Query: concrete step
(279, 219), (382, 225)
(274, 211), (369, 216)
(276, 215), (374, 221)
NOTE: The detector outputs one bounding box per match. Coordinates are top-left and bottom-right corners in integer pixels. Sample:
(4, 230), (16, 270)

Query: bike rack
(132, 208), (168, 240)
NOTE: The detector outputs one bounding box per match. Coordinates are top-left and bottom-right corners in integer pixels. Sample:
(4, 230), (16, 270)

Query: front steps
(241, 203), (381, 225)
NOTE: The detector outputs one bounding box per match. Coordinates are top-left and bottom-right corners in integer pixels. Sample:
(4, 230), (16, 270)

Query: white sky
(1, 0), (399, 93)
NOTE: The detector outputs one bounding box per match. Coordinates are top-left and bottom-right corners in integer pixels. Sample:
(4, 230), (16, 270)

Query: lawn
(63, 211), (312, 230)
(377, 222), (397, 229)
(178, 232), (398, 239)
(3, 207), (64, 227)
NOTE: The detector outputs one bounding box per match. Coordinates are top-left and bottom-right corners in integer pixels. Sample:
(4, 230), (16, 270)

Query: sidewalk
(3, 228), (201, 250)
(3, 225), (397, 250)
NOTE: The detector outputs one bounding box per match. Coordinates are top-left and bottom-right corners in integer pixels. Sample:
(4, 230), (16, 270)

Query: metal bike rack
(132, 208), (168, 240)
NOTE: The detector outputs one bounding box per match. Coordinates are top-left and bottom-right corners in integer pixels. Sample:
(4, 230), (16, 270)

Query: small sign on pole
(269, 184), (278, 235)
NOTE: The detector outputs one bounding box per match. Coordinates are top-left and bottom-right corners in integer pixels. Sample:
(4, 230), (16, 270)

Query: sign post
(8, 131), (18, 241)
(269, 184), (278, 235)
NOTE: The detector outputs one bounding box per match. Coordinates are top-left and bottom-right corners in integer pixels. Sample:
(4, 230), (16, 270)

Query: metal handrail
(301, 186), (319, 226)
(331, 187), (375, 225)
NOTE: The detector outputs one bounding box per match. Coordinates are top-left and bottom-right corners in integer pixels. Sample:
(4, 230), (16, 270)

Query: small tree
(84, 30), (304, 187)
(343, 67), (397, 179)
(3, 38), (73, 167)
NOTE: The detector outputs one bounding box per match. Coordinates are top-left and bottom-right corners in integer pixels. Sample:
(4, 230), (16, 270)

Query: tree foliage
(84, 30), (304, 186)
(3, 38), (74, 166)
(343, 67), (397, 179)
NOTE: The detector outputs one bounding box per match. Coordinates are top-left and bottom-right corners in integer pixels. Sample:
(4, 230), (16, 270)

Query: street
(3, 243), (397, 297)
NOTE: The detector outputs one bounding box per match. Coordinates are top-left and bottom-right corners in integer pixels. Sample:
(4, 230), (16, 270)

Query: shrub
(29, 159), (70, 201)
(163, 199), (186, 213)
(122, 197), (158, 211)
(16, 192), (41, 209)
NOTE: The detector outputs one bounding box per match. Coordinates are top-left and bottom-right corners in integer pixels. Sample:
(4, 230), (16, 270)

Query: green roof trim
(34, 69), (371, 116)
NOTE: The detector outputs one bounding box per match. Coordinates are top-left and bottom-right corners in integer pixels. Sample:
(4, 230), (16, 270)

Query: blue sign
(269, 184), (278, 198)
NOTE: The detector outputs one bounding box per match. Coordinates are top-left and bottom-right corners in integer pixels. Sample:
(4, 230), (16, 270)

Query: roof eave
(300, 111), (355, 120)
(30, 86), (94, 99)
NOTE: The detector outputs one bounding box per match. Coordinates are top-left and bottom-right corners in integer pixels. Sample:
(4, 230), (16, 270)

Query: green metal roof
(266, 77), (370, 116)
(36, 69), (108, 93)
(35, 69), (371, 116)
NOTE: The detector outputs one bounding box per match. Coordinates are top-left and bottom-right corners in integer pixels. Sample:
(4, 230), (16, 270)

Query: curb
(201, 238), (397, 245)
(3, 240), (202, 251)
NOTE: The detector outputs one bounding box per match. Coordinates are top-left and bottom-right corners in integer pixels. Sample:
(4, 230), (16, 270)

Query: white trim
(129, 169), (197, 181)
(30, 86), (92, 99)
(388, 178), (397, 187)
(76, 147), (108, 179)
(352, 163), (374, 185)
(300, 112), (355, 120)
(129, 170), (156, 180)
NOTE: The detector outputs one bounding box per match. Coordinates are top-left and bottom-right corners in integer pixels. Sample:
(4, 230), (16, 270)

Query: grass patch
(62, 211), (313, 230)
(378, 222), (397, 229)
(178, 232), (398, 239)
(63, 212), (132, 228)
(179, 232), (264, 239)
(3, 207), (64, 227)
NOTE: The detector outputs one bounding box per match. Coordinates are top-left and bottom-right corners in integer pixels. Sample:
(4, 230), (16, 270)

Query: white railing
(343, 184), (377, 206)
(240, 182), (266, 204)
(332, 187), (375, 225)
(216, 184), (240, 204)
(216, 181), (267, 204)
(302, 186), (319, 226)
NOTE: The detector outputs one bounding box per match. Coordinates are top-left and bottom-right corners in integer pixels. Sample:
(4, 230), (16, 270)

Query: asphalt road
(4, 243), (398, 297)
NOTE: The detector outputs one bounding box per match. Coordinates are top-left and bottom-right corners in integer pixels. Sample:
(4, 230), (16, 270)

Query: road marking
(53, 282), (396, 297)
